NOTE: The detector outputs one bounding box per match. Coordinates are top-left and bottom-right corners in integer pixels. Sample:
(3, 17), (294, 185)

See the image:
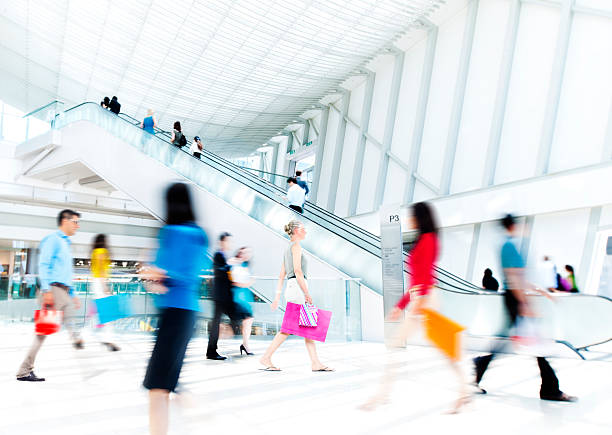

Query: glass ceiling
(0, 0), (444, 157)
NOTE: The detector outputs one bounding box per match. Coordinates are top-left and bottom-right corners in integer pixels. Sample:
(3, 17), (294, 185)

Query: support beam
(536, 0), (574, 176)
(602, 101), (612, 161)
(300, 117), (310, 147)
(374, 50), (405, 210)
(413, 172), (440, 196)
(520, 215), (535, 262)
(270, 141), (280, 185)
(466, 222), (481, 283)
(310, 106), (329, 203)
(579, 206), (602, 292)
(308, 117), (319, 137)
(404, 23), (438, 204)
(326, 90), (350, 211)
(440, 0), (479, 195)
(482, 0), (521, 187)
(348, 71), (376, 216)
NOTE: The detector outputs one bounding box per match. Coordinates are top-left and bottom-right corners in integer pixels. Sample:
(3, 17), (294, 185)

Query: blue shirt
(154, 223), (210, 311)
(296, 177), (309, 195)
(39, 230), (74, 294)
(500, 236), (525, 290)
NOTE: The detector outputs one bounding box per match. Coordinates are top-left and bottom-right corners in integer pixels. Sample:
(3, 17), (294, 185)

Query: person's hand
(73, 295), (81, 309)
(387, 307), (403, 321)
(271, 299), (279, 311)
(304, 293), (313, 305)
(42, 291), (54, 308)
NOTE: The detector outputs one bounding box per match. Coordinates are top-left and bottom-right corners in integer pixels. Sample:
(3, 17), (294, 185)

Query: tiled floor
(1, 324), (610, 435)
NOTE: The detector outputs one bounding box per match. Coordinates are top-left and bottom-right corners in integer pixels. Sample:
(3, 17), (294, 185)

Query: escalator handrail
(52, 101), (481, 291)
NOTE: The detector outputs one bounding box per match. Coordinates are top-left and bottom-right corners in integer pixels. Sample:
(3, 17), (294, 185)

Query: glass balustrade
(0, 274), (363, 341)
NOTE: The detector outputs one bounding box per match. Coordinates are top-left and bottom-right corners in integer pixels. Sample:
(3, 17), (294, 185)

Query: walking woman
(90, 234), (120, 352)
(142, 183), (209, 435)
(230, 247), (255, 355)
(362, 202), (468, 413)
(259, 220), (333, 372)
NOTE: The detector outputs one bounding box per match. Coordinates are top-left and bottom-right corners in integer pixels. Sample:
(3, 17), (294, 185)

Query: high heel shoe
(240, 344), (254, 355)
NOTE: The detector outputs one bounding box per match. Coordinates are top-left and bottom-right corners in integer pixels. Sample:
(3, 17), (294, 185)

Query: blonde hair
(284, 220), (302, 236)
(147, 108), (154, 116)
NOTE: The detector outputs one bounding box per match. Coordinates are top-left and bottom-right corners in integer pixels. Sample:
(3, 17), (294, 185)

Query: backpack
(179, 132), (187, 147)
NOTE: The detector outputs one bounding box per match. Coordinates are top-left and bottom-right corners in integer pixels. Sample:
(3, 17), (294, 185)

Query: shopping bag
(281, 302), (331, 342)
(95, 294), (133, 324)
(421, 308), (465, 362)
(34, 309), (63, 335)
(298, 303), (318, 327)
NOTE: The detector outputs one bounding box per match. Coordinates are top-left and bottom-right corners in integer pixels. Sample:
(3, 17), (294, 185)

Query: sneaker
(17, 372), (45, 382)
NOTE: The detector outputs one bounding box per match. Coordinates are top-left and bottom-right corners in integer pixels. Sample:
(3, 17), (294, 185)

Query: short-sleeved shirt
(500, 236), (524, 290)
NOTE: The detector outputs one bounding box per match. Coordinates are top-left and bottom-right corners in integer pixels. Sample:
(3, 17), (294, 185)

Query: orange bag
(421, 308), (465, 362)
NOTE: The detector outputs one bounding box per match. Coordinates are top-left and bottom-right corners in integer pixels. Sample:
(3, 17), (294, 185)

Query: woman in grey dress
(259, 220), (333, 372)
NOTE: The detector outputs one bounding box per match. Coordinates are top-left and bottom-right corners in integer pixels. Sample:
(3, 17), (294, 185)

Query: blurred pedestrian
(90, 234), (120, 352)
(108, 96), (121, 115)
(482, 268), (499, 291)
(286, 177), (305, 213)
(259, 220), (333, 372)
(170, 121), (186, 148)
(361, 202), (468, 413)
(473, 214), (576, 402)
(539, 255), (558, 292)
(565, 265), (579, 293)
(141, 109), (157, 135)
(230, 247), (255, 355)
(142, 182), (210, 435)
(206, 232), (241, 360)
(16, 209), (84, 382)
(190, 136), (203, 159)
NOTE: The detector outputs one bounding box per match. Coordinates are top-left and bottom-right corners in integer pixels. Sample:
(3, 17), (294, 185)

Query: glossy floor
(1, 325), (610, 435)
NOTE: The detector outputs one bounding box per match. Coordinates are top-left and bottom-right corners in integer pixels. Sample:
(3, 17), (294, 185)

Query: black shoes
(17, 372), (45, 382)
(206, 353), (227, 361)
(73, 340), (84, 350)
(240, 344), (254, 356)
(540, 392), (578, 402)
(103, 342), (121, 352)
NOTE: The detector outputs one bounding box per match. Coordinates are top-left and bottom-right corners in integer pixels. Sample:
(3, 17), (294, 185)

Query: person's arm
(38, 236), (56, 306)
(140, 120), (144, 128)
(153, 116), (157, 129)
(292, 244), (312, 304)
(271, 262), (285, 310)
(170, 131), (175, 142)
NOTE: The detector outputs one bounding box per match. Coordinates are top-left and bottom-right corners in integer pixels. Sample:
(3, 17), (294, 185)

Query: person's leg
(259, 332), (289, 369)
(16, 335), (46, 378)
(206, 302), (223, 357)
(149, 389), (170, 435)
(56, 287), (82, 344)
(304, 338), (330, 370)
(241, 317), (254, 350)
(537, 357), (561, 398)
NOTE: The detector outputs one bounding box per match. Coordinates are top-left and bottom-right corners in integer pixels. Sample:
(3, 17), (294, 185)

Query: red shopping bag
(281, 302), (331, 342)
(34, 309), (63, 335)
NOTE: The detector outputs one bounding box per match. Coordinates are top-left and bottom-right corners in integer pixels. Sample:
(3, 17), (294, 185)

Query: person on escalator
(190, 136), (203, 159)
(171, 121), (186, 148)
(286, 177), (305, 214)
(473, 214), (577, 402)
(141, 109), (157, 136)
(100, 96), (110, 110)
(108, 96), (121, 115)
(482, 268), (499, 291)
(295, 170), (309, 196)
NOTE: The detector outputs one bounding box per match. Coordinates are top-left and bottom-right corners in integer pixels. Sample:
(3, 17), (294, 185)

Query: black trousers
(289, 205), (303, 213)
(474, 291), (562, 398)
(206, 300), (240, 357)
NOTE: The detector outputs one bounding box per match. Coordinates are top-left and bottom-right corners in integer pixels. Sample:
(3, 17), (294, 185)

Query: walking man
(17, 209), (84, 382)
(473, 214), (576, 402)
(206, 232), (240, 360)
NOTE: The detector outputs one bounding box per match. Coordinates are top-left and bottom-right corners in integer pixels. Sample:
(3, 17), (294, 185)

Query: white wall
(310, 0), (612, 290)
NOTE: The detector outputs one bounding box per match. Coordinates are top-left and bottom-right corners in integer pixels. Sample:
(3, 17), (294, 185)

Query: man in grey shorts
(16, 209), (84, 382)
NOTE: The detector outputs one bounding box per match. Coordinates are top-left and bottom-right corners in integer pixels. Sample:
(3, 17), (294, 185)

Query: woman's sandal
(312, 367), (335, 372)
(448, 395), (471, 414)
(259, 366), (281, 372)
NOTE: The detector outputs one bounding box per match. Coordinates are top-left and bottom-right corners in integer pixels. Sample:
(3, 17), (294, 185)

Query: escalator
(15, 101), (612, 353)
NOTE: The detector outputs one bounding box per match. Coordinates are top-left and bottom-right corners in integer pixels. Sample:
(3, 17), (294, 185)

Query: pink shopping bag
(281, 302), (332, 342)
